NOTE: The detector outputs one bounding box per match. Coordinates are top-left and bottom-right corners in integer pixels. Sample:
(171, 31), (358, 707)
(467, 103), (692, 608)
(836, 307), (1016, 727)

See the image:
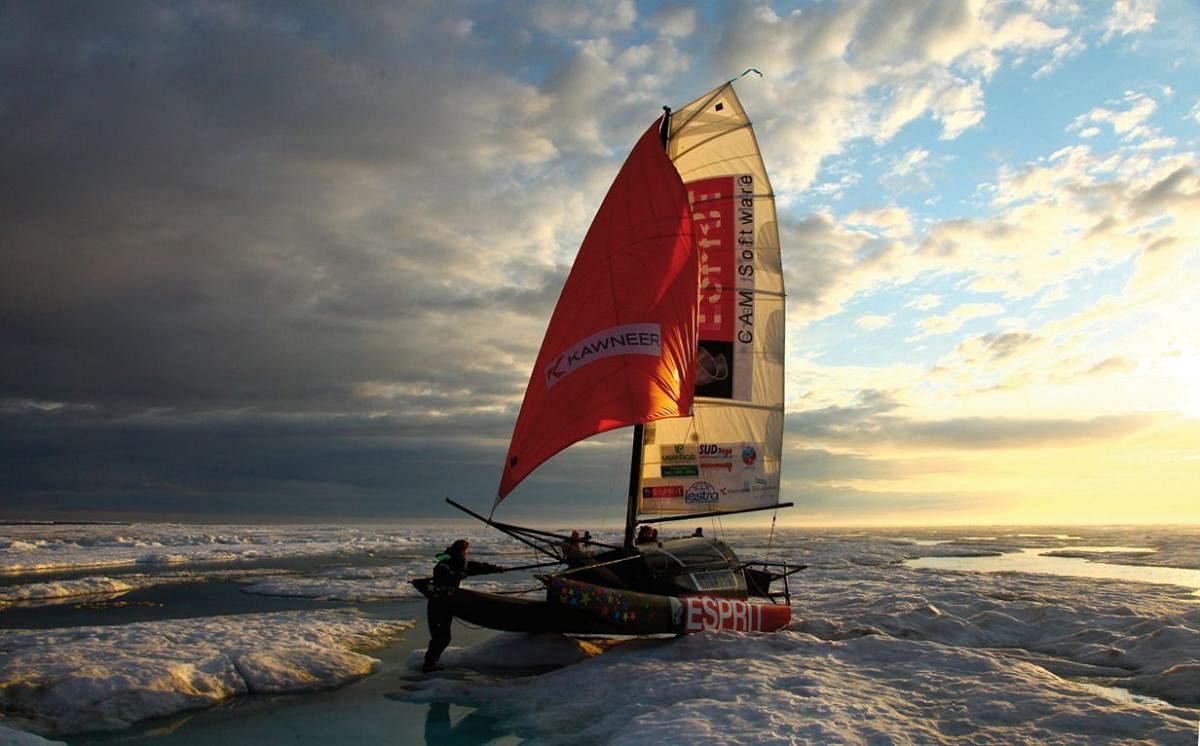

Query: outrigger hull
(411, 576), (791, 636)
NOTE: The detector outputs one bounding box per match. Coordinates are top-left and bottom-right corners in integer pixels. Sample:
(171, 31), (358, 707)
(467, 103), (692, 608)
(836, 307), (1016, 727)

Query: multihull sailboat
(413, 81), (801, 635)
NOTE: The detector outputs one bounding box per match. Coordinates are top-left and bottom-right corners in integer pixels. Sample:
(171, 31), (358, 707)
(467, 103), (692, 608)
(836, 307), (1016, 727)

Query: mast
(624, 106), (674, 550)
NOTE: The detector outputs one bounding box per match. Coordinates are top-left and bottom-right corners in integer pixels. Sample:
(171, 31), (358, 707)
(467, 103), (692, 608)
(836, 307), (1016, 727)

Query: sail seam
(672, 122), (753, 164)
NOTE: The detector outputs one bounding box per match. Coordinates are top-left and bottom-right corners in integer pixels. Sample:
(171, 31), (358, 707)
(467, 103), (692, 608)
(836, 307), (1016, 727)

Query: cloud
(1034, 36), (1087, 78)
(649, 4), (696, 38)
(1033, 285), (1069, 308)
(1131, 165), (1200, 212)
(908, 294), (942, 311)
(894, 147), (930, 176)
(957, 331), (1043, 361)
(854, 314), (894, 331)
(786, 393), (1166, 450)
(530, 0), (637, 34)
(1069, 91), (1158, 139)
(1085, 355), (1137, 376)
(845, 206), (914, 238)
(1102, 0), (1157, 42)
(713, 0), (1074, 193)
(911, 303), (1006, 340)
(890, 413), (1162, 449)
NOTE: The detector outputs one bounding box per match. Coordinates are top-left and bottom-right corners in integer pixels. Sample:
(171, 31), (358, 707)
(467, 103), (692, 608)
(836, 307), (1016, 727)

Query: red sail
(497, 120), (697, 501)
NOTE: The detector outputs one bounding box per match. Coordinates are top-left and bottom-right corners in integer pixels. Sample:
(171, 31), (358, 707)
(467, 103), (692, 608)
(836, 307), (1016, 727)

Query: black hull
(411, 577), (679, 635)
(410, 576), (791, 635)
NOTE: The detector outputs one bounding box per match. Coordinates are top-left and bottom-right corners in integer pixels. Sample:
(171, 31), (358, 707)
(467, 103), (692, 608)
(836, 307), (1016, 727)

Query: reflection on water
(1046, 546), (1156, 553)
(421, 702), (518, 745)
(909, 548), (1200, 591)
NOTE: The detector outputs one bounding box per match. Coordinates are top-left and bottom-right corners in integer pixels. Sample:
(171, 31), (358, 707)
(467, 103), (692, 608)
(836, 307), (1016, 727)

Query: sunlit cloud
(854, 314), (894, 331)
(1102, 0), (1158, 42)
(911, 303), (1006, 341)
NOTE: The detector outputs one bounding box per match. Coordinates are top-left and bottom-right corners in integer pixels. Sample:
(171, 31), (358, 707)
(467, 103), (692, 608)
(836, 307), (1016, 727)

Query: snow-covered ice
(399, 526), (1200, 744)
(0, 610), (412, 735)
(407, 630), (1197, 744)
(1, 523), (1197, 742)
(0, 523), (449, 574)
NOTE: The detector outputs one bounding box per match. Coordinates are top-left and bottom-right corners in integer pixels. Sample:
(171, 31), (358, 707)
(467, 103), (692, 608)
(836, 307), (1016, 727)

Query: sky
(2, 0), (1198, 527)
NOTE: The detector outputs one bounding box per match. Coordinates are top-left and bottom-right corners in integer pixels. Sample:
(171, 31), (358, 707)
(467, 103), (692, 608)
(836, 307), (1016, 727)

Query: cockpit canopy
(638, 537), (747, 596)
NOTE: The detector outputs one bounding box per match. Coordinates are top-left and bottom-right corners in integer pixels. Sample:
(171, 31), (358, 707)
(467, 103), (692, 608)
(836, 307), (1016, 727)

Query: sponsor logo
(642, 485), (685, 499)
(662, 465), (700, 477)
(684, 480), (720, 504)
(661, 443), (699, 478)
(683, 596), (765, 633)
(742, 446), (757, 466)
(545, 323), (662, 388)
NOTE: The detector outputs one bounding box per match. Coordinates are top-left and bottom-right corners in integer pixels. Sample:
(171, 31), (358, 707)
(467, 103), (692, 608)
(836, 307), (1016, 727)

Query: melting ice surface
(0, 522), (1197, 743)
(909, 548), (1200, 591)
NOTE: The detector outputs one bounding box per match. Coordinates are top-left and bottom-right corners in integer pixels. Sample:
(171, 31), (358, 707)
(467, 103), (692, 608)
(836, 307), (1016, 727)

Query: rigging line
(767, 507), (778, 562)
(489, 585), (546, 596)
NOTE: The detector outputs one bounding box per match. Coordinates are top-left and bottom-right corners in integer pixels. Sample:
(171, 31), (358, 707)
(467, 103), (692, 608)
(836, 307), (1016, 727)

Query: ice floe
(407, 630), (1197, 744)
(0, 723), (63, 745)
(0, 523), (463, 575)
(2, 523), (1198, 742)
(786, 563), (1200, 706)
(0, 610), (412, 735)
(0, 568), (289, 609)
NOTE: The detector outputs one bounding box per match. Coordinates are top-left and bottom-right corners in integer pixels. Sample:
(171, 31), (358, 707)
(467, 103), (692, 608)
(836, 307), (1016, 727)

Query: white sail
(636, 83), (785, 517)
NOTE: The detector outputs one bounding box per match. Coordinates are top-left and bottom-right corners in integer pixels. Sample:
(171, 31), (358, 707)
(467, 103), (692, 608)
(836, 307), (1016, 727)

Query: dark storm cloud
(0, 404), (631, 521)
(3, 3), (540, 411)
(0, 1), (749, 518)
(0, 2), (645, 517)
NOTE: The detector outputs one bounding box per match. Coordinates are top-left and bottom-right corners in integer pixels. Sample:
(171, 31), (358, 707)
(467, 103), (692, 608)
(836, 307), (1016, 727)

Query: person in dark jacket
(422, 539), (503, 672)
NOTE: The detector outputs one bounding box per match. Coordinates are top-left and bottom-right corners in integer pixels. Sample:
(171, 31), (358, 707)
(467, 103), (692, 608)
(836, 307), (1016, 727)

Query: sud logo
(684, 480), (719, 504)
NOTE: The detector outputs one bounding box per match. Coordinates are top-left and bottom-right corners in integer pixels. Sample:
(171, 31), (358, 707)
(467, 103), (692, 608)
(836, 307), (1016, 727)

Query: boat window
(640, 537), (738, 574)
(690, 570), (740, 591)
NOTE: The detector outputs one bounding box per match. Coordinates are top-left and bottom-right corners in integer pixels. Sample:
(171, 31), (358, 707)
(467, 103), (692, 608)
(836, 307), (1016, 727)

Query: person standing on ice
(422, 539), (504, 672)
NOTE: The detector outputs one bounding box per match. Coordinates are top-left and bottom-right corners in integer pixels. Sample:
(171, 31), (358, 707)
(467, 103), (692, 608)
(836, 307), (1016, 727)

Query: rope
(488, 584), (545, 596)
(767, 507), (778, 559)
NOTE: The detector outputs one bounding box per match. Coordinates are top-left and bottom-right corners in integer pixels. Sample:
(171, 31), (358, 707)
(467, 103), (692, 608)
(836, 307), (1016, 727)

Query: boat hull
(411, 577), (790, 635)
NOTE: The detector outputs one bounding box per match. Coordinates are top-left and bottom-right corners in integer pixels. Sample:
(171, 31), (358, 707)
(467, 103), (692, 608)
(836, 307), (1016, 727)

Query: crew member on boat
(423, 539), (504, 672)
